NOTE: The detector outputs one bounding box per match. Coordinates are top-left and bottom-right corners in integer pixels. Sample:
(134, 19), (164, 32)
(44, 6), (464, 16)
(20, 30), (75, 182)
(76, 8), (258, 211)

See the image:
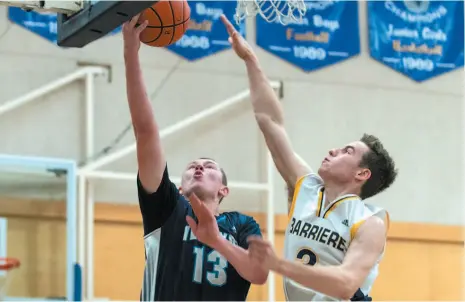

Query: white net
(0, 272), (13, 301)
(235, 0), (307, 25)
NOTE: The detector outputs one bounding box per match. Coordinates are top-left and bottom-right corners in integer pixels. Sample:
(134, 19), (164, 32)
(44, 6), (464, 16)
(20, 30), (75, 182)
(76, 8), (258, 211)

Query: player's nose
(194, 164), (204, 171)
(328, 148), (337, 157)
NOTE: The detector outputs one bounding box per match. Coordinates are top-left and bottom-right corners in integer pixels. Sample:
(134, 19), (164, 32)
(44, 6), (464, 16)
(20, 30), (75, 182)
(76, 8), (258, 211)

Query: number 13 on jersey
(192, 246), (228, 286)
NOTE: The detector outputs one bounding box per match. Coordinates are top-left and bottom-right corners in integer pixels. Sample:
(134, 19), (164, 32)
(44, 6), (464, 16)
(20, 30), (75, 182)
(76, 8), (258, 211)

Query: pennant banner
(368, 1), (464, 82)
(8, 7), (121, 45)
(166, 1), (244, 61)
(255, 1), (360, 72)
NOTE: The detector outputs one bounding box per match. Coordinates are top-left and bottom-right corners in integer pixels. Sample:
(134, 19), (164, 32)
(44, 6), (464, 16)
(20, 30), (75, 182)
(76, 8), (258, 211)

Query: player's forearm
(124, 51), (166, 192)
(275, 259), (356, 300)
(244, 57), (284, 125)
(215, 237), (268, 285)
(124, 51), (158, 135)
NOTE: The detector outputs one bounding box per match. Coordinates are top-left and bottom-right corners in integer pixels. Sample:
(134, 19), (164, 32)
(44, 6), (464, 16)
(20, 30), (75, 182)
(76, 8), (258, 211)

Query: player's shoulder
(220, 211), (258, 226)
(349, 202), (389, 235)
(296, 172), (324, 186)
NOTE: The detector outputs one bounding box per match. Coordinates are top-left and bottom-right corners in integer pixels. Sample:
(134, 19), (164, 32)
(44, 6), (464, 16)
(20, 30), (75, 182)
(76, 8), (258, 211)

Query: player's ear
(179, 187), (183, 195)
(356, 168), (371, 181)
(219, 186), (229, 199)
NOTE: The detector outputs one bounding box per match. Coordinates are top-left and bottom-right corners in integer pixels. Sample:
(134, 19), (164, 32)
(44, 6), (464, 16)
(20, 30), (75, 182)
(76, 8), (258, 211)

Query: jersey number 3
(193, 247), (228, 286)
(296, 248), (318, 266)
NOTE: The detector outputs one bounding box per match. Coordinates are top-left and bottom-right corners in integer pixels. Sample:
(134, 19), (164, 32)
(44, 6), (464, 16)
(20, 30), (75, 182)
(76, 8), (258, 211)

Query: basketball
(138, 0), (191, 47)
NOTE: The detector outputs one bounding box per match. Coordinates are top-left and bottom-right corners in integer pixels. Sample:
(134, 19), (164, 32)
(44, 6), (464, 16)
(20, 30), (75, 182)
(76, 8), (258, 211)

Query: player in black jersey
(122, 15), (268, 301)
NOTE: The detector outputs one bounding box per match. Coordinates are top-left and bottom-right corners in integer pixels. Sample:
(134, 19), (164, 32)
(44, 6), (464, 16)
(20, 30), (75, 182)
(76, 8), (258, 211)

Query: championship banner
(166, 1), (245, 61)
(8, 7), (121, 45)
(255, 1), (360, 72)
(368, 1), (464, 82)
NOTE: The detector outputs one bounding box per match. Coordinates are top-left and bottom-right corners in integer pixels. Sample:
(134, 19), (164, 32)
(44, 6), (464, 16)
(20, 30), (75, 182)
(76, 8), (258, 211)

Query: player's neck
(202, 198), (221, 216)
(323, 183), (360, 207)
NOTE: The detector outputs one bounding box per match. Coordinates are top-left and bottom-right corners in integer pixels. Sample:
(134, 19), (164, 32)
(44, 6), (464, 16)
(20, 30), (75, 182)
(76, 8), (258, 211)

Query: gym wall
(0, 1), (463, 301)
(0, 198), (463, 300)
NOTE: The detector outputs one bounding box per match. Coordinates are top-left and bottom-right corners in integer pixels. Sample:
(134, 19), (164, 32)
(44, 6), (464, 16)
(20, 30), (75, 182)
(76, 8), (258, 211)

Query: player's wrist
(211, 235), (228, 251)
(244, 54), (259, 66)
(273, 258), (287, 275)
(124, 47), (139, 60)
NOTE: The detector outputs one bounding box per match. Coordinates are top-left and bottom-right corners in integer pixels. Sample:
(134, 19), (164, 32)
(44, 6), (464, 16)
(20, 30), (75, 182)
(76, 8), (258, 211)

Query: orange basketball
(138, 0), (191, 47)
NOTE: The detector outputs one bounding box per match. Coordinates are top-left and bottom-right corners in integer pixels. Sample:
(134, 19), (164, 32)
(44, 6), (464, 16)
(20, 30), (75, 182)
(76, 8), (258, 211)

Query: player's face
(318, 141), (371, 186)
(181, 159), (228, 203)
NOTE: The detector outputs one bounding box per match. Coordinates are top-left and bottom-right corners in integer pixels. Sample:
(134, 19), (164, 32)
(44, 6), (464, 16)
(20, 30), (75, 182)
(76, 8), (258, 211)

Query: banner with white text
(368, 1), (464, 82)
(166, 1), (244, 61)
(255, 1), (360, 72)
(8, 7), (121, 45)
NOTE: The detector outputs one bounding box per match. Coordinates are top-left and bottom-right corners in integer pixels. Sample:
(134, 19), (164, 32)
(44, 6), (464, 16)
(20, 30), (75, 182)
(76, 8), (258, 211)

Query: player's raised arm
(123, 16), (165, 193)
(123, 16), (183, 237)
(220, 15), (311, 186)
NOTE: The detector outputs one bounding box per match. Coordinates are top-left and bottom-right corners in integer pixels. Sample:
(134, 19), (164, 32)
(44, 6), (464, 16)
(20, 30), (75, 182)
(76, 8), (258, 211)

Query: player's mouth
(322, 157), (330, 163)
(193, 172), (203, 180)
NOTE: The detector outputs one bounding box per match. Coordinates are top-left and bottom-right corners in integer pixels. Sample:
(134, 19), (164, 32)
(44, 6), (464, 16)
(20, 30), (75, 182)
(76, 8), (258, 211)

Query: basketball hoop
(235, 0), (307, 25)
(0, 258), (20, 301)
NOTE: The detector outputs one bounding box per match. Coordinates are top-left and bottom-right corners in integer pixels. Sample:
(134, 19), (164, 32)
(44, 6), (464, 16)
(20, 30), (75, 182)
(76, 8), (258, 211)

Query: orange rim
(0, 258), (20, 271)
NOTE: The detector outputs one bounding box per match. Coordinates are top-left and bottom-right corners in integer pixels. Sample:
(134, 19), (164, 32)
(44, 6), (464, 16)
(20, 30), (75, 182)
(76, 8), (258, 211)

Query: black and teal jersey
(138, 164), (261, 301)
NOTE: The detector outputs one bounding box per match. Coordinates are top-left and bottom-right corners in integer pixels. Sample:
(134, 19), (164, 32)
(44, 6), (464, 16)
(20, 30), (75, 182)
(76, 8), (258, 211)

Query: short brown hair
(359, 134), (398, 200)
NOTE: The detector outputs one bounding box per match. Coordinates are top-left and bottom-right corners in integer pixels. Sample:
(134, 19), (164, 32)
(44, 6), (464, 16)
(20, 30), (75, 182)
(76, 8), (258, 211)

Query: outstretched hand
(122, 14), (148, 54)
(247, 236), (281, 271)
(220, 14), (256, 61)
(186, 193), (223, 248)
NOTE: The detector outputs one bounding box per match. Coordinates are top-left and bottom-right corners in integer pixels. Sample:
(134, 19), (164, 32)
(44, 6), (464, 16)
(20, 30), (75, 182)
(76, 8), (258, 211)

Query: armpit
(286, 184), (295, 213)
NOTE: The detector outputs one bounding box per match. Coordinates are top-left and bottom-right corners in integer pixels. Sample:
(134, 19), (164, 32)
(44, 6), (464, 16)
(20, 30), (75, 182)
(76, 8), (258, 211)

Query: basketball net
(235, 0), (307, 25)
(0, 258), (20, 301)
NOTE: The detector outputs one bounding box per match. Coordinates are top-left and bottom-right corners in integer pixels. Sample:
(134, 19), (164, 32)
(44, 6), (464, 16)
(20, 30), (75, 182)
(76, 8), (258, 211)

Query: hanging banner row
(9, 0), (464, 82)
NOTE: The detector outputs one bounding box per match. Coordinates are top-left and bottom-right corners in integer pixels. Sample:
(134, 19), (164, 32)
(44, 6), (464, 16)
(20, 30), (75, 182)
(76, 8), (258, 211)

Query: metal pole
(0, 67), (107, 116)
(78, 81), (282, 174)
(266, 152), (275, 302)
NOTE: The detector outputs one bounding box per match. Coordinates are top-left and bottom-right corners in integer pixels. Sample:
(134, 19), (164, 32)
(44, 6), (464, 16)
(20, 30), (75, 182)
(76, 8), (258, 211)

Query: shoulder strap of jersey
(288, 173), (324, 220)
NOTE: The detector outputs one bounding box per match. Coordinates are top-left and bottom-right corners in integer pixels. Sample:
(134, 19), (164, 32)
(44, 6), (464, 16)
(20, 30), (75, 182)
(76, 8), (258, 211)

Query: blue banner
(368, 1), (464, 82)
(8, 7), (121, 45)
(166, 1), (245, 61)
(256, 1), (360, 72)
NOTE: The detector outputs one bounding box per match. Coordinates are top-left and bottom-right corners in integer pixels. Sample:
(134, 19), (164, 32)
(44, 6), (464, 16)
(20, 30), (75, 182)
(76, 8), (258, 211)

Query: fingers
(188, 193), (210, 220)
(186, 215), (197, 232)
(129, 13), (140, 28)
(135, 20), (149, 34)
(247, 235), (264, 244)
(220, 14), (236, 36)
(248, 237), (272, 255)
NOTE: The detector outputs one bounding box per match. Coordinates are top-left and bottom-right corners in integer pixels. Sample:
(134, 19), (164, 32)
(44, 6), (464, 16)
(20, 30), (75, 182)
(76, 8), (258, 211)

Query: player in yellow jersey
(221, 15), (397, 301)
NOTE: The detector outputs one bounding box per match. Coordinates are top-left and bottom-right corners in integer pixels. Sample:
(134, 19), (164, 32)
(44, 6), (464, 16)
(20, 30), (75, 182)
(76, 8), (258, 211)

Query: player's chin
(317, 166), (330, 179)
(190, 183), (211, 200)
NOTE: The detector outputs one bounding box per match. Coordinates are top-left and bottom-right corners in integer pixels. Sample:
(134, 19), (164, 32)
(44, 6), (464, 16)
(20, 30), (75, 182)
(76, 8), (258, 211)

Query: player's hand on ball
(247, 236), (280, 271)
(122, 14), (148, 53)
(220, 14), (256, 61)
(186, 193), (222, 248)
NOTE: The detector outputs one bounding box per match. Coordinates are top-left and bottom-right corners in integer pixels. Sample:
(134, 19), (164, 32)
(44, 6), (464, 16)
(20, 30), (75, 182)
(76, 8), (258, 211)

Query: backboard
(57, 1), (159, 47)
(1, 1), (159, 47)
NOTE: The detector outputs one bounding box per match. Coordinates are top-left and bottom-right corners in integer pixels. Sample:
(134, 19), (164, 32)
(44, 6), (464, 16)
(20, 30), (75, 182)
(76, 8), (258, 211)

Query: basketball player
(220, 15), (397, 301)
(122, 15), (268, 301)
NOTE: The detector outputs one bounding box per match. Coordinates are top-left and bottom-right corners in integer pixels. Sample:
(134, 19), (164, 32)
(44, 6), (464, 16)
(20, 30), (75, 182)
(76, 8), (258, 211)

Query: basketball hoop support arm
(78, 81), (282, 302)
(0, 67), (108, 116)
